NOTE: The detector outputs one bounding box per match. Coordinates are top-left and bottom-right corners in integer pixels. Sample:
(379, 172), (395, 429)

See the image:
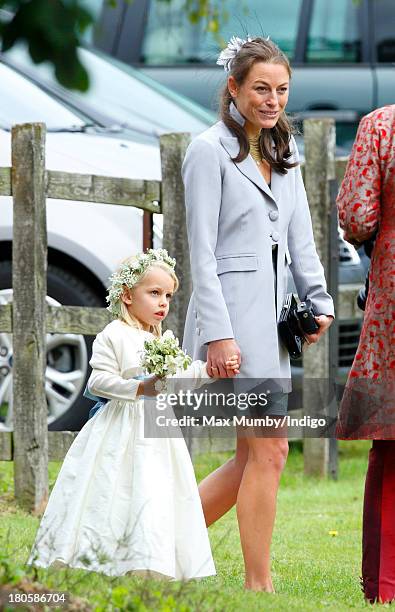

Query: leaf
(0, 0), (92, 91)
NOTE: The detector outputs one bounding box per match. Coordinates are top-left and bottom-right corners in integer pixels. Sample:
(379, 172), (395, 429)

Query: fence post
(302, 118), (338, 478)
(12, 123), (48, 512)
(159, 133), (192, 344)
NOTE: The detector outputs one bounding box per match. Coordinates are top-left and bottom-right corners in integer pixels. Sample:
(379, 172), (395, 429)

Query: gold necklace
(248, 134), (263, 166)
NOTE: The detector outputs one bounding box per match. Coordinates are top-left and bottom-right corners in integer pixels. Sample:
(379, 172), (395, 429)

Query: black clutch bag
(278, 293), (304, 359)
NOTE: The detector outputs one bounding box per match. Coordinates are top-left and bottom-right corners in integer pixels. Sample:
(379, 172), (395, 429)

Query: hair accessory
(106, 248), (176, 317)
(216, 35), (253, 72)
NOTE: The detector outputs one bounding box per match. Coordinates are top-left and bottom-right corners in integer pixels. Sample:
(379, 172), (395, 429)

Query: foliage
(0, 0), (93, 91)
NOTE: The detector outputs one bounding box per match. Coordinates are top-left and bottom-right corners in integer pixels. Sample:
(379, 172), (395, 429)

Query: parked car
(1, 43), (216, 140)
(0, 53), (214, 432)
(89, 0), (395, 149)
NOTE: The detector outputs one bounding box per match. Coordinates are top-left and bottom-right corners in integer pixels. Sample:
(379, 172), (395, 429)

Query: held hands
(138, 345), (242, 396)
(208, 355), (240, 378)
(303, 315), (334, 347)
(207, 339), (241, 378)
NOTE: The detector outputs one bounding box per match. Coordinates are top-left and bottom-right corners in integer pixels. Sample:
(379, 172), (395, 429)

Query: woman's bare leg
(199, 433), (248, 526)
(236, 435), (288, 591)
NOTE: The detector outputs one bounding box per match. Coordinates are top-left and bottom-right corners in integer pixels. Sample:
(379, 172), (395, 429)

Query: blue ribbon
(84, 375), (148, 420)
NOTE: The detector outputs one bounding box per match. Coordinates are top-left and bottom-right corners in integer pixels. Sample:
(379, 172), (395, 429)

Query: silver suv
(90, 0), (395, 149)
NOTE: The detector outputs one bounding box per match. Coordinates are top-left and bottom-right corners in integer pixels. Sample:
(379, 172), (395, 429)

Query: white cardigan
(87, 319), (214, 402)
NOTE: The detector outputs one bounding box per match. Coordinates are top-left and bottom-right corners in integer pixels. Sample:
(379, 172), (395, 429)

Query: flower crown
(106, 248), (176, 317)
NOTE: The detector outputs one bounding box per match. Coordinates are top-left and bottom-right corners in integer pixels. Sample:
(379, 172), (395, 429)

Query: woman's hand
(304, 315), (334, 346)
(207, 339), (241, 378)
(208, 353), (240, 378)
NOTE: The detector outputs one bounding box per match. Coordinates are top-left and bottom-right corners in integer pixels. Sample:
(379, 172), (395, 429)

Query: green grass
(0, 442), (373, 611)
(0, 403), (8, 420)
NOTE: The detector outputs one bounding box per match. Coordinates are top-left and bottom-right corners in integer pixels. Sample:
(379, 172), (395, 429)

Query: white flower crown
(106, 248), (176, 317)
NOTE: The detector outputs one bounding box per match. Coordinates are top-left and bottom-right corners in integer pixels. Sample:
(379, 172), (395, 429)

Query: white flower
(141, 332), (192, 379)
(162, 330), (175, 341)
(216, 35), (253, 72)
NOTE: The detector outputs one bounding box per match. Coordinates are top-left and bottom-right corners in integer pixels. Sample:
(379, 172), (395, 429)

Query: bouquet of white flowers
(140, 330), (192, 378)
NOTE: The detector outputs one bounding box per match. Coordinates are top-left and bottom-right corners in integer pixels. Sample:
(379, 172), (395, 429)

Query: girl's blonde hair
(118, 259), (179, 337)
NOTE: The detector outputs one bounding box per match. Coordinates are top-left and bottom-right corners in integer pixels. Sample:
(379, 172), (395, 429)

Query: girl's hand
(304, 315), (334, 346)
(137, 375), (162, 397)
(225, 354), (240, 377)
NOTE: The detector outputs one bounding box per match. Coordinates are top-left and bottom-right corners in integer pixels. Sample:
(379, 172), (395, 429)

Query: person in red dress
(336, 105), (395, 603)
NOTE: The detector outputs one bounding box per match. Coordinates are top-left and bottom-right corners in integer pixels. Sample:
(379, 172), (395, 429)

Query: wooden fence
(0, 120), (361, 512)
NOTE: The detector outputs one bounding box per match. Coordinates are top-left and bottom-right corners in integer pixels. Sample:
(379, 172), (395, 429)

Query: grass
(0, 441), (374, 610)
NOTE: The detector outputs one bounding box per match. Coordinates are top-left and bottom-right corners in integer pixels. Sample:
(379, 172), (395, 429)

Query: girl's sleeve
(166, 359), (217, 394)
(337, 114), (381, 245)
(87, 328), (140, 402)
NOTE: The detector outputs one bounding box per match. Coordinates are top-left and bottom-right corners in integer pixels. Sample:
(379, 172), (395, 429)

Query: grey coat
(182, 102), (334, 386)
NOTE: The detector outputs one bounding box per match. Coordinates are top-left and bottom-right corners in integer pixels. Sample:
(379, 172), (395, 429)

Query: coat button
(269, 210), (279, 221)
(271, 231), (279, 242)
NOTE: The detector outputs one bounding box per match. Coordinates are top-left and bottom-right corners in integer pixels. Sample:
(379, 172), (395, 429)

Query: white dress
(28, 320), (216, 580)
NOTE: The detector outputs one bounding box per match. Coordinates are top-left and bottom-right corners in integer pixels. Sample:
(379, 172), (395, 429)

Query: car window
(141, 0), (303, 64)
(306, 0), (361, 63)
(78, 0), (105, 44)
(0, 63), (85, 129)
(3, 45), (215, 136)
(374, 0), (395, 62)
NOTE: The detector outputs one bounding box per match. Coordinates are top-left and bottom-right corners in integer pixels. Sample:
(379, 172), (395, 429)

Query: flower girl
(28, 249), (239, 580)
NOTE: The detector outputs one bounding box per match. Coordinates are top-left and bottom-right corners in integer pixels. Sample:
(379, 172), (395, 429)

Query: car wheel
(0, 261), (104, 431)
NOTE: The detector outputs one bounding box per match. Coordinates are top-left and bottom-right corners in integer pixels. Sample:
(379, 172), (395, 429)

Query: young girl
(28, 249), (239, 580)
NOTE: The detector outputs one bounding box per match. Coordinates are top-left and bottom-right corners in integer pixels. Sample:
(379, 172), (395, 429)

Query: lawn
(0, 441), (372, 611)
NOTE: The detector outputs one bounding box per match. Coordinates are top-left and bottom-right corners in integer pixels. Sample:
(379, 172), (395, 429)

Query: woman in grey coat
(182, 36), (334, 592)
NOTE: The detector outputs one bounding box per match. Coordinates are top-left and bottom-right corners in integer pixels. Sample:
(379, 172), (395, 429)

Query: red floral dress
(336, 105), (395, 439)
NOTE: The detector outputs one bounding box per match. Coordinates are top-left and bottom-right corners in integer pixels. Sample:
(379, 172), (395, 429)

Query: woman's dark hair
(219, 37), (298, 174)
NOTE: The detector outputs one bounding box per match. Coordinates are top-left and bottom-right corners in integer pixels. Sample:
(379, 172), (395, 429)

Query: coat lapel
(220, 101), (281, 205)
(220, 136), (277, 204)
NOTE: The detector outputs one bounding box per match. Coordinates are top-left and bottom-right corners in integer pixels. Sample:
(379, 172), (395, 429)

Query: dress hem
(29, 558), (216, 582)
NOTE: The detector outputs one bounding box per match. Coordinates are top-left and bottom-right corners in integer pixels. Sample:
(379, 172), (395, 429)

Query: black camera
(296, 301), (320, 334)
(278, 294), (319, 359)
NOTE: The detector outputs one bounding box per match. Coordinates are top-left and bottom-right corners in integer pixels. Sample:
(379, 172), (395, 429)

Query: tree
(0, 0), (93, 91)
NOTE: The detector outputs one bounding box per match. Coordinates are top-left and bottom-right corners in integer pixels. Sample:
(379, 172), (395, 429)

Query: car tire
(0, 260), (104, 431)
